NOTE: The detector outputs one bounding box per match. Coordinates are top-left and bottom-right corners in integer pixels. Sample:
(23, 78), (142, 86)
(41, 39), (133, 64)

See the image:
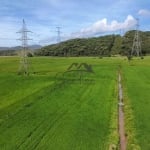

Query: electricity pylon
(17, 19), (32, 75)
(131, 18), (142, 57)
(56, 27), (61, 43)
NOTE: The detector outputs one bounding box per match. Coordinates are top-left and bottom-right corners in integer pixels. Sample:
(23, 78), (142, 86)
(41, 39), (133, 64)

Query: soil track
(118, 73), (127, 150)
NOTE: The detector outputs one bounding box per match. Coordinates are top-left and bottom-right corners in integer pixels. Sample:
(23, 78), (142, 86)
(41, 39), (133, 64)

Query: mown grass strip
(121, 62), (144, 150)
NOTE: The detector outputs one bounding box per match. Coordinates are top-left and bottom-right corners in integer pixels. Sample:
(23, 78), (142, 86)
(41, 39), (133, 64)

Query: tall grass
(0, 56), (118, 150)
(122, 57), (150, 150)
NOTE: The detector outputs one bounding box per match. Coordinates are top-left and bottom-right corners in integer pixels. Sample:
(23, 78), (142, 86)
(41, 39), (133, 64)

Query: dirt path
(118, 73), (127, 150)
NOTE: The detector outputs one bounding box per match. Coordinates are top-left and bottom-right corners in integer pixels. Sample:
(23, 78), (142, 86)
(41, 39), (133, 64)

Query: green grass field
(0, 57), (119, 150)
(0, 56), (150, 150)
(122, 57), (150, 150)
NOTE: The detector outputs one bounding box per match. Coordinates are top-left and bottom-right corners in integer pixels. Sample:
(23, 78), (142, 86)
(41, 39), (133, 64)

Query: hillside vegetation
(35, 30), (150, 56)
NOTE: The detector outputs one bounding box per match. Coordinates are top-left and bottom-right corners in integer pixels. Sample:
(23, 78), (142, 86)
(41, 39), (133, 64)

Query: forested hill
(35, 30), (150, 57)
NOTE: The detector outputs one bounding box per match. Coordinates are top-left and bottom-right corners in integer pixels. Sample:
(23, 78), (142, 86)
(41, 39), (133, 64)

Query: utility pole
(131, 18), (142, 57)
(56, 27), (61, 43)
(17, 19), (32, 75)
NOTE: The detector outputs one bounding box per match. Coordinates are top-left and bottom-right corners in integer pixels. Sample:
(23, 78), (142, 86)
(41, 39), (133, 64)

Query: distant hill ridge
(35, 30), (150, 56)
(0, 45), (42, 56)
(0, 45), (42, 51)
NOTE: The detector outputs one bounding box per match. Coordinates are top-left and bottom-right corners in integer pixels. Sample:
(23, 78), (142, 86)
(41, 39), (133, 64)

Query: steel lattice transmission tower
(131, 18), (142, 57)
(56, 27), (61, 43)
(17, 19), (32, 75)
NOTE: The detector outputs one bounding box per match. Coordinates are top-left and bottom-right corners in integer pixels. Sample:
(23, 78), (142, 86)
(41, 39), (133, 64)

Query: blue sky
(0, 0), (150, 46)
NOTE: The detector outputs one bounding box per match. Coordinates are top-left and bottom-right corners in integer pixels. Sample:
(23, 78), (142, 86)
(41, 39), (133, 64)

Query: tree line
(1, 30), (150, 57)
(35, 30), (150, 57)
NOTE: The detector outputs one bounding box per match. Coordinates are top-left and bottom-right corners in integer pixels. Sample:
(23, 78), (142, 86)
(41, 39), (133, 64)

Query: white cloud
(71, 15), (137, 38)
(0, 14), (138, 46)
(138, 9), (150, 16)
(39, 15), (138, 44)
